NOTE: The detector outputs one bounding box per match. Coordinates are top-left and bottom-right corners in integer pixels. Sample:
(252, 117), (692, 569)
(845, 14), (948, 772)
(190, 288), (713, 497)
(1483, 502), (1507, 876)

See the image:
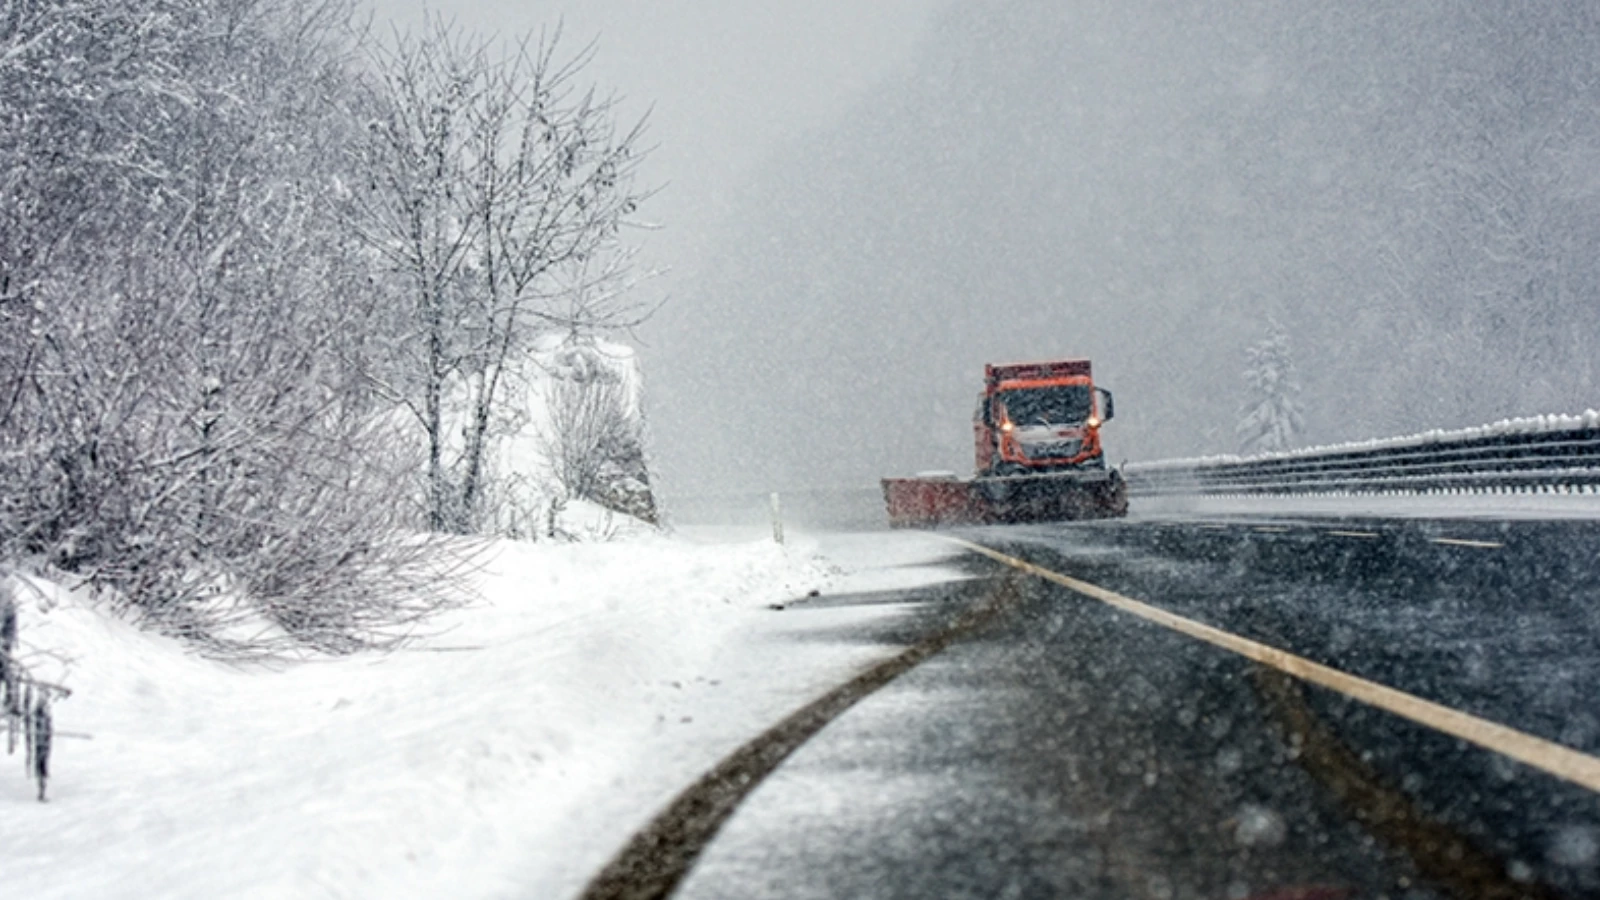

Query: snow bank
(1, 528), (967, 900)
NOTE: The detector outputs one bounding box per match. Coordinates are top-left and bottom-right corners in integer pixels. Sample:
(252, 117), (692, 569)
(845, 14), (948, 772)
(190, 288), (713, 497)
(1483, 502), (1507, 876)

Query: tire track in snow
(577, 573), (1023, 900)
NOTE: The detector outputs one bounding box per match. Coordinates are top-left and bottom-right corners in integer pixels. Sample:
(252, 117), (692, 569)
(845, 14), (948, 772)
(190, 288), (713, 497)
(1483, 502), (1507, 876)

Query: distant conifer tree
(1237, 322), (1306, 454)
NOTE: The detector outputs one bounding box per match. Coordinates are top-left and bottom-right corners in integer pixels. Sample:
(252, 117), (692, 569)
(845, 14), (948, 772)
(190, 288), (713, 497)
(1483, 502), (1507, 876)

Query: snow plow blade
(881, 469), (1127, 528)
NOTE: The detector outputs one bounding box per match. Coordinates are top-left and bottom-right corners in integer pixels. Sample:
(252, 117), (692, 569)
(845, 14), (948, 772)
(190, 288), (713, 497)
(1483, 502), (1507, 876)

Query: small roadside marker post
(770, 492), (784, 545)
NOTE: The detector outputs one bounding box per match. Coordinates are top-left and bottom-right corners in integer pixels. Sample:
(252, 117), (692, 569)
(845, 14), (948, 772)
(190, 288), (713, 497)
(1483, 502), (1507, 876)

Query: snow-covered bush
(0, 0), (472, 655)
(537, 345), (658, 526)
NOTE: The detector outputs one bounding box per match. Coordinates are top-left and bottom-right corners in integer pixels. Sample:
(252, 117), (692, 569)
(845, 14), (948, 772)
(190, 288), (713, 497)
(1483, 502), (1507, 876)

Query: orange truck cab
(973, 359), (1114, 477)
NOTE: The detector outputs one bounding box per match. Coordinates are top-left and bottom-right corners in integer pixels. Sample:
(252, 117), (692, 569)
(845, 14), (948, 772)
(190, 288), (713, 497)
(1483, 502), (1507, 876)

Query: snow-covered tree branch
(354, 16), (652, 534)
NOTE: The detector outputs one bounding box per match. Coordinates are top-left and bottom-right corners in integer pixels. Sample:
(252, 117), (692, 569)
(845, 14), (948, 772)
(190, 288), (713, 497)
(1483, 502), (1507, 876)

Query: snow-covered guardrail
(1123, 411), (1600, 498)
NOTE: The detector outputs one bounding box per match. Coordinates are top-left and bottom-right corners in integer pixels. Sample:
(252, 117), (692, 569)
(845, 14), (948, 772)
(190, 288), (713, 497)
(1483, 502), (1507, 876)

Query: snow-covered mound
(0, 528), (972, 899)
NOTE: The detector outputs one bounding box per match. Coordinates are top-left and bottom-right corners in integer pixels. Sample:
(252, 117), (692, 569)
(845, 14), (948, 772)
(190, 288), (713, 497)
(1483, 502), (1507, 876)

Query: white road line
(951, 537), (1600, 796)
(1252, 526), (1291, 533)
(1431, 537), (1504, 549)
(1326, 530), (1380, 539)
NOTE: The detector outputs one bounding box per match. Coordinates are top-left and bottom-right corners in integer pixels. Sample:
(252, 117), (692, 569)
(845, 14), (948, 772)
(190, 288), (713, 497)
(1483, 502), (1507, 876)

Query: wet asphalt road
(671, 516), (1600, 900)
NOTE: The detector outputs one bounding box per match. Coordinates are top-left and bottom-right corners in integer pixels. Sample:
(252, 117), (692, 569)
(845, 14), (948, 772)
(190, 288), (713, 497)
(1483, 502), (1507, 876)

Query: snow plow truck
(882, 359), (1128, 527)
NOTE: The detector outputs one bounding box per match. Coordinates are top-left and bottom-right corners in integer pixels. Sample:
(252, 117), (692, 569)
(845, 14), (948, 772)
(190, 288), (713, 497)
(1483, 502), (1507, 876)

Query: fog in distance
(646, 1), (1600, 499)
(373, 2), (1600, 500)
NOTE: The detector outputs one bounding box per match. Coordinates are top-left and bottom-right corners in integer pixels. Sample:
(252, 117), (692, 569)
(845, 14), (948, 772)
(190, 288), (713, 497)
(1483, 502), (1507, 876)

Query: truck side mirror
(1097, 388), (1114, 422)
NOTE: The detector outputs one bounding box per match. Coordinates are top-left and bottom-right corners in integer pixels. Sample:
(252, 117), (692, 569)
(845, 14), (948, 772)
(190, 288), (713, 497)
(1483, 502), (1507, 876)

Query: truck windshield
(999, 386), (1092, 425)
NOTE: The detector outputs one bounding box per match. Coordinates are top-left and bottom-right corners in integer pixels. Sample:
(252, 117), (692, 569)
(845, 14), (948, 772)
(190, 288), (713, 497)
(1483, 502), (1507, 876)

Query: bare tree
(354, 17), (651, 533)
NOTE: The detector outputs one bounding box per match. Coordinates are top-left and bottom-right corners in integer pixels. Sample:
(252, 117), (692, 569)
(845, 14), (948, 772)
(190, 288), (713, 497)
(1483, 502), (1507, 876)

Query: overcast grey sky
(366, 2), (1600, 502)
(367, 0), (948, 283)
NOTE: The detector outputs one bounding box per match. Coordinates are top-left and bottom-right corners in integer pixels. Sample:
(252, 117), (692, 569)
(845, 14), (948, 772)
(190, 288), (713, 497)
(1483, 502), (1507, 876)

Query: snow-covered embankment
(3, 527), (963, 900)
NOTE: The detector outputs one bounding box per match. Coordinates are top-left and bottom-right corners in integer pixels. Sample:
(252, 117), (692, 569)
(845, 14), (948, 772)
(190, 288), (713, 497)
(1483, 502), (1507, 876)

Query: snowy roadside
(1, 526), (968, 900)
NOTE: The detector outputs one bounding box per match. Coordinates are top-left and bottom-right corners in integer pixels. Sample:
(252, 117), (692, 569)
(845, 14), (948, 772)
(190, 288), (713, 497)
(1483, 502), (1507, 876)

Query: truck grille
(1022, 440), (1082, 460)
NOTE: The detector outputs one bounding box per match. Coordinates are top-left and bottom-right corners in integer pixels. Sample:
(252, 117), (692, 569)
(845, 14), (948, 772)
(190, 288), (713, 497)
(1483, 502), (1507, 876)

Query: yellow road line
(949, 537), (1600, 796)
(1326, 530), (1380, 539)
(1431, 537), (1504, 549)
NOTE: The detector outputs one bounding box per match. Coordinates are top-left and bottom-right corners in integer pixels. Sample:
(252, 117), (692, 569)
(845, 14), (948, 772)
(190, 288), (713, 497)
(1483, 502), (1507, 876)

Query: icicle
(1, 648), (11, 718)
(0, 587), (14, 715)
(32, 696), (51, 802)
(1, 593), (14, 655)
(22, 682), (34, 777)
